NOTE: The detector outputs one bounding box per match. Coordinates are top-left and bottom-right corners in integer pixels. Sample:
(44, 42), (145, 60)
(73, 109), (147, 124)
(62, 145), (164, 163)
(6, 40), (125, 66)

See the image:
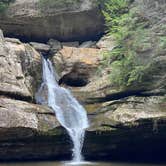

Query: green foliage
(108, 26), (152, 88)
(0, 2), (7, 12)
(159, 36), (166, 49)
(99, 0), (153, 89)
(109, 49), (149, 87)
(0, 0), (14, 13)
(39, 0), (81, 9)
(98, 0), (129, 34)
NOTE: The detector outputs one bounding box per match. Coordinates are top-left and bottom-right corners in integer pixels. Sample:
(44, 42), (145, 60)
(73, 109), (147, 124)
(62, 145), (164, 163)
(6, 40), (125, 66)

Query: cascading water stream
(36, 56), (89, 162)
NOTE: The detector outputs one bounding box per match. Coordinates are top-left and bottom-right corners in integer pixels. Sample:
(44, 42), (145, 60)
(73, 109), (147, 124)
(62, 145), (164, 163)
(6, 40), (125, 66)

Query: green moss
(159, 36), (166, 49)
(160, 97), (166, 105)
(0, 2), (7, 12)
(0, 0), (15, 13)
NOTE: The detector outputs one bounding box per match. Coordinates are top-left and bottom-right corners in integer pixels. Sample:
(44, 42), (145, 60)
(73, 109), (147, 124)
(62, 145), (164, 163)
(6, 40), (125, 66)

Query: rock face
(30, 42), (50, 54)
(84, 96), (166, 161)
(0, 0), (166, 162)
(50, 0), (166, 161)
(0, 29), (70, 161)
(0, 0), (104, 42)
(0, 97), (60, 140)
(0, 31), (41, 100)
(53, 46), (102, 86)
(0, 97), (71, 161)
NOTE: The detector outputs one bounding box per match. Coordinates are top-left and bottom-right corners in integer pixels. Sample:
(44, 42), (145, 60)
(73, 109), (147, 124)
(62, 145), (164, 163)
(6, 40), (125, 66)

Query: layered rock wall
(0, 0), (104, 42)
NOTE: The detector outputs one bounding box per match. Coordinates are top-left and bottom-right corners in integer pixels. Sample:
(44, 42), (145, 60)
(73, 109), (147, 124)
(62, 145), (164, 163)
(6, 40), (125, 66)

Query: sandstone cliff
(0, 0), (104, 41)
(0, 0), (166, 162)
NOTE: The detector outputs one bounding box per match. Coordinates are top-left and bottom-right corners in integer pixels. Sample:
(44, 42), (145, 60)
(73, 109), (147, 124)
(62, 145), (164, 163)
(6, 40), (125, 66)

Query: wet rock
(0, 95), (166, 161)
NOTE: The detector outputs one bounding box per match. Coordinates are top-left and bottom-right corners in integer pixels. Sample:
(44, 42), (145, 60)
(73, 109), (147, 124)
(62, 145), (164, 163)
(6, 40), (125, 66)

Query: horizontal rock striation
(0, 0), (166, 162)
(0, 0), (104, 42)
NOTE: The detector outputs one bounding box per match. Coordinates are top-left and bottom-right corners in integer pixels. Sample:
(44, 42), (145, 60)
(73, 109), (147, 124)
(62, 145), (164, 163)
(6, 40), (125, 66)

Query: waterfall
(36, 56), (89, 162)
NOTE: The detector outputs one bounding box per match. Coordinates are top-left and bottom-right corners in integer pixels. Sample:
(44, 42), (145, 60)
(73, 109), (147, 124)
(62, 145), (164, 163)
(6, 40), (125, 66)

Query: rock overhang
(0, 0), (105, 42)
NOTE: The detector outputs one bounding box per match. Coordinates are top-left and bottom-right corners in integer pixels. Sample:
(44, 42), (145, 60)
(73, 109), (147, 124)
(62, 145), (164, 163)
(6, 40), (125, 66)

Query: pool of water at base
(0, 161), (165, 166)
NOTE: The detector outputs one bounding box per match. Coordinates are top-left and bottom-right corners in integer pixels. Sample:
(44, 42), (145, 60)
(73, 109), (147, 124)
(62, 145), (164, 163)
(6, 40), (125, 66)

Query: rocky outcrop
(0, 29), (70, 161)
(0, 95), (166, 161)
(29, 42), (50, 54)
(47, 32), (166, 162)
(0, 30), (42, 100)
(84, 96), (166, 161)
(48, 0), (166, 161)
(0, 97), (72, 161)
(53, 46), (102, 86)
(0, 0), (166, 162)
(68, 0), (166, 102)
(0, 97), (60, 139)
(0, 0), (104, 42)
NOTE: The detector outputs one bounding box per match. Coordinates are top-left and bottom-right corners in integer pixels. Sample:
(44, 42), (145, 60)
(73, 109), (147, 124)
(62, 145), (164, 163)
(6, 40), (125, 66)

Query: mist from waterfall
(36, 56), (89, 162)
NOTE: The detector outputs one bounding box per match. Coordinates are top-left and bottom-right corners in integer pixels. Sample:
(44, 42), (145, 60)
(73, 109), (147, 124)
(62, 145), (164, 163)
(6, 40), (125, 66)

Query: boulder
(79, 41), (97, 48)
(96, 35), (116, 50)
(89, 96), (166, 129)
(47, 39), (62, 55)
(5, 37), (21, 44)
(62, 41), (79, 48)
(0, 0), (104, 42)
(30, 42), (50, 54)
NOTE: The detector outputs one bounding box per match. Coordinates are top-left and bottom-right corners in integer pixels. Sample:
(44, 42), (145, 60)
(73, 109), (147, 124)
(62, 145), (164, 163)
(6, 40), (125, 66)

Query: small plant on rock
(0, 0), (15, 13)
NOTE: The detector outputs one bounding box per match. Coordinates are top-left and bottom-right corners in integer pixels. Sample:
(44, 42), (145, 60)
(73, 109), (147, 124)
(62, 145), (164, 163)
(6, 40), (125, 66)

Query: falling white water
(36, 56), (89, 162)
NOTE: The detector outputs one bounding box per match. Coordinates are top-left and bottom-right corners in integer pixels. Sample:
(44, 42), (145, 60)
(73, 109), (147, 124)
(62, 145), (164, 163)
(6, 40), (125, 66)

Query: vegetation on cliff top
(100, 0), (158, 89)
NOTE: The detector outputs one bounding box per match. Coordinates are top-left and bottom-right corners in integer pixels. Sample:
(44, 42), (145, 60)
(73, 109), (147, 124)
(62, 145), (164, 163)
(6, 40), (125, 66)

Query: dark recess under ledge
(0, 91), (34, 103)
(86, 89), (166, 104)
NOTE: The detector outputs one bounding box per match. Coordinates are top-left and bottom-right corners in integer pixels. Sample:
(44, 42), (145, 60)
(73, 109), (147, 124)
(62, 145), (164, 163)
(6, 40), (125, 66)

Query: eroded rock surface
(84, 96), (166, 161)
(53, 46), (102, 87)
(0, 28), (71, 161)
(0, 97), (61, 140)
(49, 0), (166, 161)
(0, 31), (41, 99)
(0, 0), (104, 42)
(0, 0), (166, 162)
(0, 97), (70, 161)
